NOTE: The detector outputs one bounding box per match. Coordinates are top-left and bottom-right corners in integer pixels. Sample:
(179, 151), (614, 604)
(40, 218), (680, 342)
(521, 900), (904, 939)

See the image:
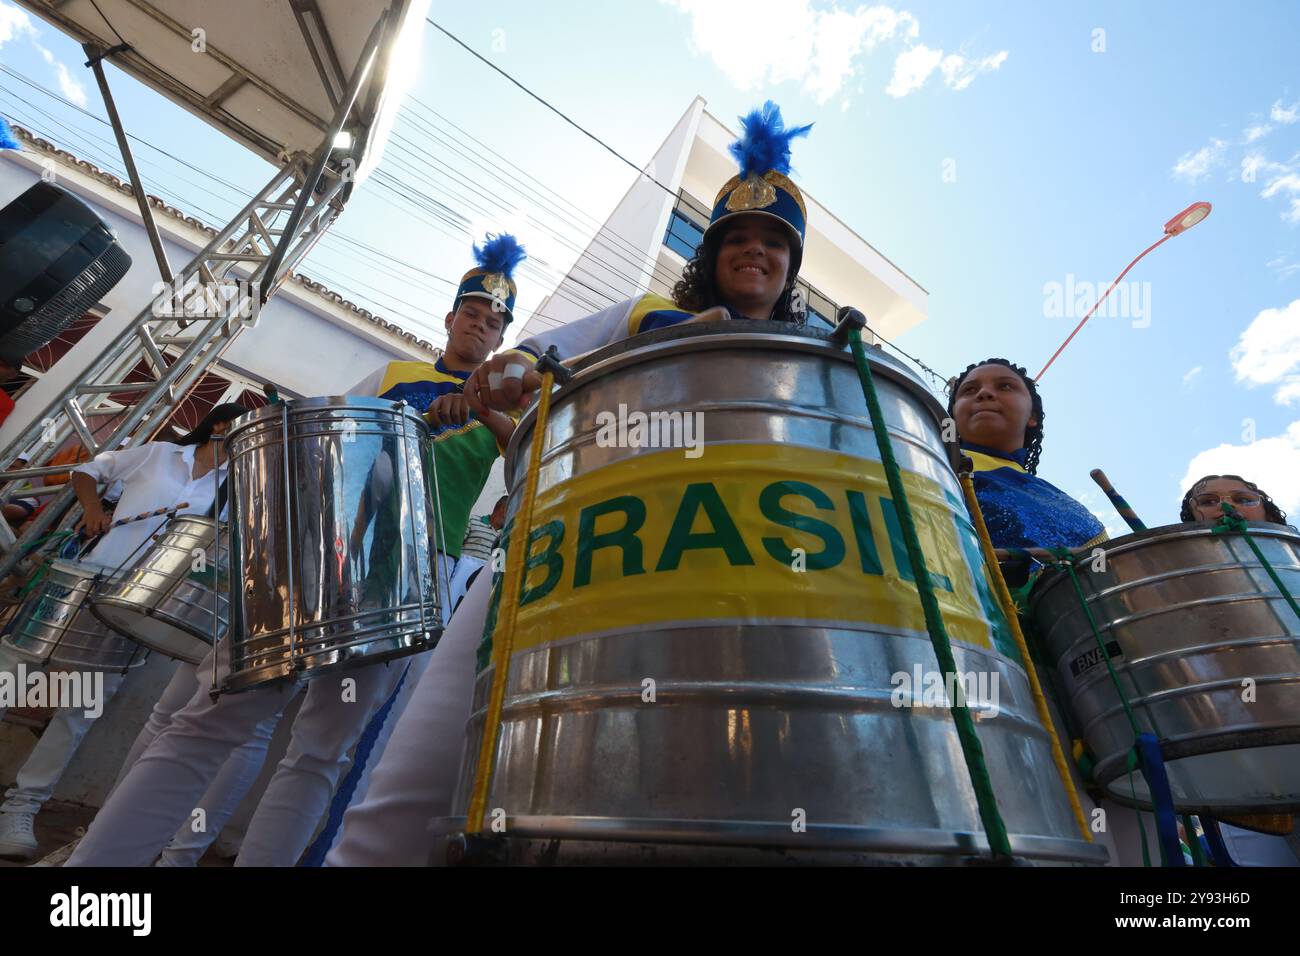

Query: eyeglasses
(1194, 493), (1262, 509)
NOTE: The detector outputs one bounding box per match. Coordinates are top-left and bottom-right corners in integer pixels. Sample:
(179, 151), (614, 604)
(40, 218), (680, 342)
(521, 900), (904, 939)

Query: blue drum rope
(846, 326), (1013, 862)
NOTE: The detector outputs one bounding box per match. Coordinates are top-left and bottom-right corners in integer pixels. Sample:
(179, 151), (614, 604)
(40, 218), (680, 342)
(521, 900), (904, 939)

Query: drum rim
(224, 395), (430, 444)
(503, 322), (953, 477)
(1027, 519), (1300, 608)
(446, 814), (1110, 863)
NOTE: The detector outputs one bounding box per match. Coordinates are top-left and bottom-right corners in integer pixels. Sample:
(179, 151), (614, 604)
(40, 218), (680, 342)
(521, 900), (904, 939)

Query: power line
(425, 16), (678, 200)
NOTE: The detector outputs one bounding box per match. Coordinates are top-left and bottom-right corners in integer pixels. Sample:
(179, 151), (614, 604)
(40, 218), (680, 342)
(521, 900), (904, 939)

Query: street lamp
(1035, 201), (1212, 381)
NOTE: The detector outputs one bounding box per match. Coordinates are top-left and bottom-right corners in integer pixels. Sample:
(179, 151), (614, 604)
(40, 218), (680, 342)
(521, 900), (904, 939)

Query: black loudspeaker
(0, 182), (132, 355)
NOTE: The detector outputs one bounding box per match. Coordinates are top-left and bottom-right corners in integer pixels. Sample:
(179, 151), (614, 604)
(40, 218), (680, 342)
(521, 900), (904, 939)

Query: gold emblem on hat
(725, 173), (778, 212)
(481, 272), (511, 301)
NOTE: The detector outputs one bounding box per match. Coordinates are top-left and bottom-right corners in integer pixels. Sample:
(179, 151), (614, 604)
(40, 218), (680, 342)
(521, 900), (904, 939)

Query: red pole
(1035, 233), (1172, 382)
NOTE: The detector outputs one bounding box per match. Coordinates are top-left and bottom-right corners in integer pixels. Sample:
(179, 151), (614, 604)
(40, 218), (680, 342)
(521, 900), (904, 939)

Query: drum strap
(958, 470), (1094, 844)
(466, 367), (559, 835)
(1057, 553), (1184, 867)
(208, 475), (230, 519)
(848, 330), (1014, 861)
(1212, 507), (1300, 620)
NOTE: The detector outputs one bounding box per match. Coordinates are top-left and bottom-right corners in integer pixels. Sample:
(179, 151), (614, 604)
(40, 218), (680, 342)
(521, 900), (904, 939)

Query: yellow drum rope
(466, 368), (557, 835)
(958, 468), (1093, 842)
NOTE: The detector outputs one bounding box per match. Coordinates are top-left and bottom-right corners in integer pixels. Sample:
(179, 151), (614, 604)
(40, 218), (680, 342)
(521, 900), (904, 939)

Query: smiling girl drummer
(324, 102), (819, 865)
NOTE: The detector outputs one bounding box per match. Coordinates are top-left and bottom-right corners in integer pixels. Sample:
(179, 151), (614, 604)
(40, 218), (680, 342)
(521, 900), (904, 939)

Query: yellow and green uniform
(351, 354), (523, 559)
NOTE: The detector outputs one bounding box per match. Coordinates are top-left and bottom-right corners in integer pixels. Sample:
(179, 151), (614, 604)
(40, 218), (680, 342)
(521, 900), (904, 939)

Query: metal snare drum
(1029, 522), (1300, 814)
(1, 559), (146, 672)
(90, 514), (228, 665)
(221, 397), (442, 692)
(452, 320), (1106, 865)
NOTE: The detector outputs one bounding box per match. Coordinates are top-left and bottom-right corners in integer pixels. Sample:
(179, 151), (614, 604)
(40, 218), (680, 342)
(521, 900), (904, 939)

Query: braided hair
(671, 220), (805, 325)
(1179, 474), (1288, 524)
(945, 358), (1045, 475)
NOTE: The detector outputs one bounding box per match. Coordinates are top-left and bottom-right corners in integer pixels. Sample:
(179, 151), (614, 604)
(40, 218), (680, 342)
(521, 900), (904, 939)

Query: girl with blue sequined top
(947, 358), (1107, 563)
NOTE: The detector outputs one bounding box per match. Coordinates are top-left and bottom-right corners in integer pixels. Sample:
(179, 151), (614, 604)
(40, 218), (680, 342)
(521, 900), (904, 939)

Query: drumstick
(1089, 469), (1147, 532)
(109, 503), (190, 528)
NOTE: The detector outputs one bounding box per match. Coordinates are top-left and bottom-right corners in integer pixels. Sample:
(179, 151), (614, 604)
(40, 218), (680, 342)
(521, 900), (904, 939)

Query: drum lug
(445, 832), (507, 867)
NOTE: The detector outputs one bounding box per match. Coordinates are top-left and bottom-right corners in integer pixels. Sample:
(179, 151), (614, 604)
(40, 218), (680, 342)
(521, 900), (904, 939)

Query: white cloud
(1244, 124), (1272, 143)
(1229, 298), (1300, 405)
(1181, 420), (1300, 519)
(1270, 99), (1300, 125)
(886, 42), (943, 97)
(1182, 365), (1203, 388)
(1267, 254), (1300, 280)
(1277, 382), (1300, 405)
(662, 1), (921, 104)
(661, 1), (1003, 102)
(52, 60), (87, 108)
(1172, 139), (1226, 183)
(2, 7), (87, 107)
(1260, 170), (1300, 224)
(938, 50), (1008, 92)
(0, 1), (34, 48)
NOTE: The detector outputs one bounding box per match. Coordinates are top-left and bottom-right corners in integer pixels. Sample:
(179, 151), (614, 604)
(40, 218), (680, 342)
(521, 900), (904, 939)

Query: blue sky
(2, 0), (1298, 532)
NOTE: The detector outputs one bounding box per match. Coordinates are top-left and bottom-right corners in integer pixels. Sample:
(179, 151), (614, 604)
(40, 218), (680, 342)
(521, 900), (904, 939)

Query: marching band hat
(704, 102), (812, 252)
(455, 233), (527, 322)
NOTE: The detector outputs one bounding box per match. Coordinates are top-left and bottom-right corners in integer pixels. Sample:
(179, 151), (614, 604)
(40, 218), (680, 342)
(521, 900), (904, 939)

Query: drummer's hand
(464, 353), (544, 417)
(76, 506), (112, 536)
(426, 393), (471, 428)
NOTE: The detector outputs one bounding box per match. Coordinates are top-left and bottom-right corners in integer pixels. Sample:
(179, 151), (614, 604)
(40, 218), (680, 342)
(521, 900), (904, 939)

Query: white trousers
(112, 660), (278, 867)
(326, 569), (489, 866)
(66, 644), (414, 867)
(0, 645), (127, 815)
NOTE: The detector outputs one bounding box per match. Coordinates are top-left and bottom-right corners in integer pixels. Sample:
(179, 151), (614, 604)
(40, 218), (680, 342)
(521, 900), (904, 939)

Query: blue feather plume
(728, 101), (812, 180)
(473, 233), (526, 279)
(0, 115), (20, 151)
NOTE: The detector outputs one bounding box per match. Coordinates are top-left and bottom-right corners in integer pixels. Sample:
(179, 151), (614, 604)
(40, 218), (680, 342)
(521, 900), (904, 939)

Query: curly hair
(670, 221), (804, 324)
(945, 358), (1044, 475)
(1179, 474), (1288, 524)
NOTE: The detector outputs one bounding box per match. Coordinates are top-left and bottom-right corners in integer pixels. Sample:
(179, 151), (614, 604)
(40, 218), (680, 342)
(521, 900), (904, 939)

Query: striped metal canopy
(13, 0), (430, 180)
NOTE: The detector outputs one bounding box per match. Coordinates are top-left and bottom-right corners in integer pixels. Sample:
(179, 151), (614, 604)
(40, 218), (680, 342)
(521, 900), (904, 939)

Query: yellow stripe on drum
(505, 442), (1015, 657)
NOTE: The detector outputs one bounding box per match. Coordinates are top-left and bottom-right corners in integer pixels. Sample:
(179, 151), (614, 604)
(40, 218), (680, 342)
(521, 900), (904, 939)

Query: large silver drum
(90, 515), (228, 665)
(451, 321), (1105, 865)
(221, 397), (442, 693)
(1029, 522), (1300, 814)
(2, 559), (146, 672)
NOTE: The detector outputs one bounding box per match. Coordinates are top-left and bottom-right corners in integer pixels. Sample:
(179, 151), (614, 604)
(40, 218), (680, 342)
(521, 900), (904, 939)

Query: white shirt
(73, 441), (228, 571)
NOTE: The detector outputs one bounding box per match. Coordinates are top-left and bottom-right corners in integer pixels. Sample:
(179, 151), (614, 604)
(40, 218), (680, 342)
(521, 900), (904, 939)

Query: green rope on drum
(1183, 814), (1209, 867)
(1056, 550), (1170, 868)
(1212, 505), (1300, 621)
(847, 329), (1013, 862)
(12, 531), (75, 600)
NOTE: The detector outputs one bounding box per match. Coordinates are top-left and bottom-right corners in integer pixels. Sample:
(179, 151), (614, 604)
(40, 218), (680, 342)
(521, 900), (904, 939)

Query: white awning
(13, 0), (429, 179)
